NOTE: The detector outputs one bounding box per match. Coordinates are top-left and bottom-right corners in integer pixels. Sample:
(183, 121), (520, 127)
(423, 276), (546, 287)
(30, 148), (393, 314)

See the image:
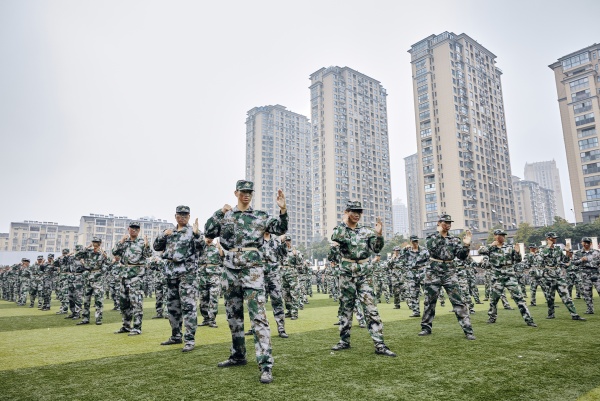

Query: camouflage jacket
(571, 249), (599, 270)
(283, 247), (304, 273)
(404, 246), (430, 270)
(54, 255), (72, 275)
(426, 232), (469, 268)
(31, 263), (44, 280)
(199, 243), (223, 275)
(329, 222), (384, 277)
(205, 206), (288, 269)
(478, 243), (522, 274)
(153, 224), (205, 276)
(19, 264), (32, 280)
(112, 237), (152, 279)
(538, 245), (570, 278)
(262, 236), (285, 265)
(370, 260), (386, 278)
(75, 248), (109, 280)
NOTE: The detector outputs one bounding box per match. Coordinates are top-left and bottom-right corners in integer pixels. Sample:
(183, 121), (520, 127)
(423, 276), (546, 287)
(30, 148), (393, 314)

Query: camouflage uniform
(75, 245), (109, 324)
(420, 227), (474, 338)
(68, 248), (86, 318)
(108, 259), (122, 310)
(525, 250), (544, 306)
(197, 241), (223, 326)
(262, 235), (287, 335)
(571, 245), (600, 314)
(514, 262), (528, 298)
(112, 230), (152, 335)
(371, 258), (390, 304)
(566, 262), (583, 300)
(153, 218), (204, 345)
(29, 259), (44, 308)
(455, 258), (474, 314)
(315, 267), (323, 293)
(478, 238), (535, 326)
(147, 257), (166, 317)
(466, 259), (482, 304)
(281, 244), (302, 318)
(18, 262), (31, 306)
(405, 245), (429, 315)
(387, 251), (409, 309)
(539, 240), (583, 319)
(480, 256), (511, 308)
(204, 196), (288, 372)
(40, 257), (55, 310)
(54, 252), (73, 314)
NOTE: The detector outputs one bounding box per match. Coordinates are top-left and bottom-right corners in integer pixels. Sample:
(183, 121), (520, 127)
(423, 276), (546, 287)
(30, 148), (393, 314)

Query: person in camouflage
(54, 249), (73, 314)
(455, 257), (475, 315)
(198, 236), (224, 328)
(204, 180), (288, 384)
(17, 258), (31, 306)
(539, 232), (585, 321)
(525, 244), (544, 306)
(67, 246), (86, 319)
(328, 201), (396, 357)
(107, 256), (122, 311)
(371, 254), (389, 304)
(565, 259), (583, 300)
(148, 255), (166, 318)
(315, 265), (323, 293)
(404, 235), (429, 317)
(29, 256), (45, 308)
(478, 230), (536, 327)
(387, 247), (408, 310)
(40, 254), (55, 310)
(262, 232), (288, 337)
(466, 258), (482, 304)
(419, 214), (475, 340)
(112, 221), (152, 336)
(280, 235), (301, 320)
(75, 237), (109, 325)
(571, 237), (600, 314)
(514, 261), (528, 298)
(153, 206), (205, 352)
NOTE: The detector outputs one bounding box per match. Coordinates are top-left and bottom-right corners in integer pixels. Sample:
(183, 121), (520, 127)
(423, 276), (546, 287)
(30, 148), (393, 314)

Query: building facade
(392, 198), (409, 236)
(0, 233), (9, 251)
(549, 44), (600, 223)
(245, 105), (312, 246)
(408, 32), (517, 233)
(512, 176), (556, 227)
(524, 160), (565, 219)
(405, 153), (423, 237)
(8, 221), (79, 253)
(309, 66), (393, 240)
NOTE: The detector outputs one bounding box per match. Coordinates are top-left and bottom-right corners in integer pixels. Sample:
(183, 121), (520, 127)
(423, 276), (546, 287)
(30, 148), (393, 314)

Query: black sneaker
(527, 322), (538, 327)
(572, 315), (587, 321)
(487, 319), (496, 324)
(208, 321), (218, 328)
(114, 327), (131, 334)
(182, 344), (195, 353)
(331, 342), (350, 351)
(375, 344), (397, 357)
(199, 321), (209, 326)
(278, 331), (289, 338)
(260, 368), (273, 384)
(465, 334), (476, 340)
(217, 358), (248, 368)
(76, 321), (89, 325)
(546, 314), (555, 319)
(418, 330), (431, 336)
(409, 312), (421, 317)
(160, 338), (183, 345)
(585, 310), (594, 315)
(127, 331), (141, 336)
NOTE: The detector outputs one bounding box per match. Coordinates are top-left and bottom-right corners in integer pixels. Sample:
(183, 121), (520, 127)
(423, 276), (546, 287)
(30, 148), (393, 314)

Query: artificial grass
(1, 289), (599, 400)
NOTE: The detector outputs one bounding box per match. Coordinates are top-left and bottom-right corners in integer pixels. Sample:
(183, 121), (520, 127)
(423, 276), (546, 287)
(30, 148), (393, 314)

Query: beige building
(245, 105), (312, 247)
(0, 233), (9, 251)
(78, 214), (172, 253)
(408, 32), (517, 233)
(549, 44), (600, 223)
(309, 66), (393, 240)
(8, 221), (79, 253)
(524, 160), (565, 219)
(512, 176), (556, 227)
(405, 153), (423, 237)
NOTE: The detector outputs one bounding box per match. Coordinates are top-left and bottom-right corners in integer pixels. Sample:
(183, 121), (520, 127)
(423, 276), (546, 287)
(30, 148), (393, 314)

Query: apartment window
(416, 75), (427, 85)
(574, 100), (593, 114)
(425, 203), (437, 212)
(581, 149), (600, 162)
(425, 193), (437, 203)
(418, 93), (429, 103)
(583, 200), (600, 212)
(424, 183), (436, 193)
(572, 89), (591, 102)
(583, 162), (600, 175)
(576, 113), (595, 127)
(587, 189), (600, 200)
(420, 128), (432, 138)
(417, 84), (428, 94)
(569, 77), (589, 92)
(418, 102), (430, 111)
(562, 52), (590, 70)
(419, 111), (430, 120)
(584, 175), (600, 187)
(578, 127), (597, 138)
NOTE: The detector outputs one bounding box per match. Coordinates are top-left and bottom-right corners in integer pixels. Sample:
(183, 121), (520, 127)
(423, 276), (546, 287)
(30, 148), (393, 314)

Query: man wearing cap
(75, 237), (109, 325)
(154, 206), (205, 351)
(571, 237), (600, 314)
(478, 229), (537, 327)
(280, 234), (301, 320)
(204, 180), (287, 384)
(328, 200), (396, 357)
(198, 236), (224, 328)
(113, 221), (152, 335)
(419, 214), (475, 340)
(404, 235), (430, 317)
(40, 254), (55, 311)
(539, 232), (585, 321)
(17, 258), (32, 306)
(525, 244), (543, 306)
(29, 256), (45, 308)
(54, 249), (73, 315)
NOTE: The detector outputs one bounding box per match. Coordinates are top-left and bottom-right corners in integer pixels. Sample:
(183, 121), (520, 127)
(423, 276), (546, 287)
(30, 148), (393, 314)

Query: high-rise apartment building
(8, 221), (79, 253)
(512, 176), (556, 227)
(409, 32), (517, 233)
(392, 198), (409, 236)
(245, 105), (312, 246)
(0, 233), (9, 251)
(549, 44), (600, 223)
(309, 66), (393, 240)
(405, 153), (423, 237)
(524, 160), (565, 219)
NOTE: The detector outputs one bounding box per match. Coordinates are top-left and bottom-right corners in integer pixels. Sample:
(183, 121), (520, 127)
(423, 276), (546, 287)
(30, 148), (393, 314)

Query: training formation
(1, 179), (598, 385)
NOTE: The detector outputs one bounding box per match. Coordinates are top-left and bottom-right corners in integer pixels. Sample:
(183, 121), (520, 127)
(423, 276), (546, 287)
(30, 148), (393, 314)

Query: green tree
(380, 234), (408, 260)
(515, 222), (535, 244)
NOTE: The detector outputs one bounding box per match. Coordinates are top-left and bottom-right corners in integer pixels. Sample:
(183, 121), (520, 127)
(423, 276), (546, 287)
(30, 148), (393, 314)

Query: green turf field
(1, 289), (599, 401)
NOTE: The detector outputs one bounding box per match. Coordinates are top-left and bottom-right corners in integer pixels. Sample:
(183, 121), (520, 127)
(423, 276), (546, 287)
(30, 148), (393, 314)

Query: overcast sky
(1, 0), (598, 230)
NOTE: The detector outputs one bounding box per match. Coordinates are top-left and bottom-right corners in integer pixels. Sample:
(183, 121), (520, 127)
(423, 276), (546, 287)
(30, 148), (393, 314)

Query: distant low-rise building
(8, 221), (79, 253)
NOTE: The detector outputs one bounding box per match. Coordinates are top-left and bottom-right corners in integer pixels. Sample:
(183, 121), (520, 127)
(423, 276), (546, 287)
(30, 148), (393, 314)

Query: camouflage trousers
(515, 273), (527, 297)
(166, 272), (198, 345)
(18, 279), (30, 305)
(566, 270), (583, 299)
(328, 276), (339, 300)
(298, 274), (308, 305)
(198, 272), (221, 323)
(467, 277), (481, 303)
(264, 265), (285, 332)
(82, 277), (105, 323)
(58, 275), (69, 312)
(542, 275), (578, 317)
(457, 276), (474, 313)
(484, 272), (493, 299)
(108, 278), (120, 309)
(408, 270), (425, 314)
(119, 276), (144, 333)
(42, 278), (53, 309)
(529, 276), (545, 305)
(222, 266), (273, 370)
(316, 276), (323, 293)
(29, 278), (43, 307)
(374, 275), (390, 304)
(337, 274), (384, 346)
(155, 279), (166, 316)
(421, 266), (473, 336)
(488, 274), (534, 324)
(281, 268), (300, 317)
(391, 270), (409, 308)
(67, 275), (83, 315)
(580, 269), (600, 313)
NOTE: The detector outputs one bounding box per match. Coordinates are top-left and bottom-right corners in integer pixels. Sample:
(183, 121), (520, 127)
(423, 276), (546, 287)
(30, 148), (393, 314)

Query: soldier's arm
(513, 247), (522, 264)
(204, 209), (225, 239)
(142, 242), (153, 259)
(112, 242), (125, 257)
(368, 231), (384, 254)
(266, 211), (289, 236)
(153, 231), (168, 252)
(328, 241), (341, 262)
(478, 245), (491, 255)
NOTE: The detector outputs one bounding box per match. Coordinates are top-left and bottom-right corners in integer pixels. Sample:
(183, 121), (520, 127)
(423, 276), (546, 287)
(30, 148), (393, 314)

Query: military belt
(430, 258), (453, 263)
(342, 258), (369, 264)
(232, 247), (259, 252)
(124, 264), (144, 266)
(204, 264), (220, 267)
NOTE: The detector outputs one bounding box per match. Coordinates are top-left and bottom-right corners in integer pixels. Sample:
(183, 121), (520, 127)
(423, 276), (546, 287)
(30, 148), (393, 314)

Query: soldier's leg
(165, 277), (183, 341)
(354, 297), (366, 326)
(155, 283), (164, 316)
(180, 273), (198, 345)
(501, 290), (511, 309)
(198, 275), (210, 324)
(487, 278), (502, 322)
(28, 284), (36, 307)
(338, 275), (357, 345)
(73, 278), (83, 316)
(242, 265), (272, 370)
(470, 280), (481, 303)
(120, 279), (132, 329)
(442, 272), (473, 336)
(81, 283), (93, 323)
(420, 271), (441, 334)
(281, 274), (291, 316)
(266, 270), (285, 333)
(556, 277), (579, 317)
(222, 267), (246, 361)
(289, 275), (300, 318)
(545, 279), (556, 317)
(581, 272), (594, 313)
(208, 273), (220, 323)
(129, 277), (144, 333)
(93, 280), (104, 324)
(357, 275), (385, 346)
(530, 278), (537, 306)
(439, 286), (446, 306)
(506, 278), (534, 324)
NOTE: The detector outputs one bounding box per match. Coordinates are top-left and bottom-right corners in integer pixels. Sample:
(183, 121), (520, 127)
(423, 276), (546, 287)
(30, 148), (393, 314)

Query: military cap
(48, 253), (55, 258)
(493, 229), (507, 236)
(176, 205), (190, 214)
(21, 258), (30, 263)
(582, 237), (592, 243)
(62, 248), (69, 254)
(37, 255), (43, 260)
(393, 246), (401, 251)
(545, 232), (558, 239)
(284, 234), (291, 241)
(129, 221), (141, 228)
(236, 180), (254, 191)
(91, 236), (102, 243)
(410, 235), (419, 242)
(345, 200), (363, 211)
(528, 244), (538, 248)
(438, 214), (454, 222)
(75, 245), (83, 250)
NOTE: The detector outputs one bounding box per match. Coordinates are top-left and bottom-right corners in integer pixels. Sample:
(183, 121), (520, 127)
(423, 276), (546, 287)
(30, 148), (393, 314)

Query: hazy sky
(1, 0), (598, 230)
